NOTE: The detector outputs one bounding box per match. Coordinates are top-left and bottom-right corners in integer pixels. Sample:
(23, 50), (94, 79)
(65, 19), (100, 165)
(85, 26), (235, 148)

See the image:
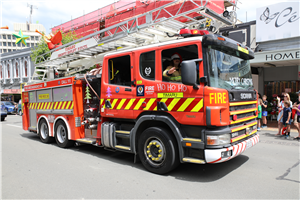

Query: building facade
(220, 1), (300, 102)
(0, 47), (35, 102)
(0, 23), (45, 53)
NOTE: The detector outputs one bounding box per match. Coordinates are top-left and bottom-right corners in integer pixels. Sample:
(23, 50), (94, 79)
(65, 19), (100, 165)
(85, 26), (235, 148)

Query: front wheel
(54, 120), (74, 148)
(19, 110), (22, 116)
(138, 127), (179, 174)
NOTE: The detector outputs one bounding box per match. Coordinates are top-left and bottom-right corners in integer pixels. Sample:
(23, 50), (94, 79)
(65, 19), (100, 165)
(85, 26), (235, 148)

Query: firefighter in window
(163, 53), (182, 82)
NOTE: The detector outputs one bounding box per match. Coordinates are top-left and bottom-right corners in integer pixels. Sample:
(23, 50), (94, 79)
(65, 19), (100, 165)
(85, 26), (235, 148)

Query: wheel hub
(146, 140), (164, 162)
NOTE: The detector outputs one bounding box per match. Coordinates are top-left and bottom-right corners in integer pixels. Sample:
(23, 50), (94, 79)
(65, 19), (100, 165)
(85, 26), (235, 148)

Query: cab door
(101, 52), (134, 119)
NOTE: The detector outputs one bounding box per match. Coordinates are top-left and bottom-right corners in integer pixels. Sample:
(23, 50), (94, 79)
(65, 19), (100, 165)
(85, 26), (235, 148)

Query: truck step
(115, 130), (130, 134)
(115, 130), (131, 139)
(115, 145), (131, 151)
(182, 157), (205, 164)
(76, 138), (96, 145)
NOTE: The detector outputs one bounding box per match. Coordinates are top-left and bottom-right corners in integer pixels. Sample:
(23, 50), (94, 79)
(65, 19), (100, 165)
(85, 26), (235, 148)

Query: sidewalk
(260, 120), (299, 133)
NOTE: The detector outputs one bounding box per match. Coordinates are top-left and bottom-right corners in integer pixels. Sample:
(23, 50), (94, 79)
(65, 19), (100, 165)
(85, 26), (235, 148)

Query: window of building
(22, 43), (25, 47)
(7, 64), (10, 78)
(13, 43), (16, 47)
(0, 35), (2, 39)
(3, 35), (6, 39)
(161, 45), (199, 83)
(31, 36), (34, 41)
(8, 49), (11, 52)
(35, 36), (39, 41)
(15, 62), (19, 78)
(140, 51), (155, 80)
(0, 65), (2, 79)
(0, 42), (2, 46)
(7, 35), (11, 39)
(24, 61), (28, 77)
(108, 55), (131, 86)
(0, 49), (2, 53)
(3, 42), (7, 46)
(8, 42), (11, 46)
(31, 43), (34, 47)
(17, 43), (21, 47)
(3, 49), (7, 53)
(27, 43), (30, 47)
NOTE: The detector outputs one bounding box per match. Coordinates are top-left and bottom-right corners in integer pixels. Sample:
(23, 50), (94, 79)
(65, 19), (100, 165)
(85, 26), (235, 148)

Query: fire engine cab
(22, 0), (259, 174)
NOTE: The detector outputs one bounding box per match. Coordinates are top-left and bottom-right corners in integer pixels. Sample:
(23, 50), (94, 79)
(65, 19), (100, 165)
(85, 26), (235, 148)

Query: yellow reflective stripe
(144, 98), (156, 110)
(47, 102), (51, 109)
(66, 101), (71, 109)
(160, 98), (168, 103)
(111, 99), (118, 109)
(153, 106), (157, 111)
(230, 115), (257, 124)
(43, 102), (48, 109)
(29, 103), (32, 109)
(57, 102), (63, 109)
(70, 102), (74, 109)
(53, 102), (58, 110)
(168, 98), (180, 111)
(100, 99), (104, 105)
(117, 99), (126, 110)
(61, 101), (67, 109)
(37, 103), (41, 110)
(134, 98), (145, 110)
(191, 98), (203, 112)
(232, 129), (257, 142)
(125, 99), (135, 110)
(229, 101), (257, 106)
(49, 102), (53, 109)
(178, 98), (194, 112)
(33, 103), (36, 109)
(231, 121), (257, 133)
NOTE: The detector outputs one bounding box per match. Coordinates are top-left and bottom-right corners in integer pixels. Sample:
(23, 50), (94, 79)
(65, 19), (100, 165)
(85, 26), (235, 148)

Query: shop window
(108, 55), (131, 86)
(161, 45), (199, 83)
(140, 51), (155, 80)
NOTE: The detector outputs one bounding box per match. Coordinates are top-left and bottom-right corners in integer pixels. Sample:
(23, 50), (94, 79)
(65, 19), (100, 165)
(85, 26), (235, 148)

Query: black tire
(138, 127), (179, 174)
(54, 120), (74, 148)
(39, 119), (54, 143)
(1, 117), (5, 121)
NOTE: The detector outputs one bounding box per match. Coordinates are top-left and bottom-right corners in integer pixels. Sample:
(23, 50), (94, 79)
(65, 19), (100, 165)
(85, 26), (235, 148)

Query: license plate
(246, 140), (252, 149)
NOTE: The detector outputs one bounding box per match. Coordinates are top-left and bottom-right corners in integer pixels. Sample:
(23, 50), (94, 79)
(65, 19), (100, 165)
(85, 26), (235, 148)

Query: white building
(0, 23), (45, 53)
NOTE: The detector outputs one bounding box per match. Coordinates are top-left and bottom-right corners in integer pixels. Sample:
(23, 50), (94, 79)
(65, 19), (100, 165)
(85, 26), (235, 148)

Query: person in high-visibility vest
(163, 53), (182, 82)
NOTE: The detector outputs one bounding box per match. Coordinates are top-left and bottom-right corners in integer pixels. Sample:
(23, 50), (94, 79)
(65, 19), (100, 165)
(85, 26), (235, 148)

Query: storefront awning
(250, 48), (300, 67)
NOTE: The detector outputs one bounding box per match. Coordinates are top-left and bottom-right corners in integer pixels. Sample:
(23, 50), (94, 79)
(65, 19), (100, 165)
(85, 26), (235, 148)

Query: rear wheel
(39, 119), (54, 143)
(138, 127), (179, 174)
(55, 120), (74, 148)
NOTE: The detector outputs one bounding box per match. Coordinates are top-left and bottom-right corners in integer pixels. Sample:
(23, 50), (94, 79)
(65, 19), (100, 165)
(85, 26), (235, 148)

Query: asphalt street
(1, 115), (300, 199)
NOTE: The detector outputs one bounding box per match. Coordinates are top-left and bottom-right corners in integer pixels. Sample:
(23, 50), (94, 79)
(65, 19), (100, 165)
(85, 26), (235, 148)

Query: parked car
(2, 101), (16, 114)
(1, 103), (7, 121)
(17, 99), (22, 116)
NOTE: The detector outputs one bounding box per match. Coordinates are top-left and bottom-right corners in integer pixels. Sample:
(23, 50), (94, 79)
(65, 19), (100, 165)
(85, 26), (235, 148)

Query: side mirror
(200, 76), (208, 84)
(181, 58), (202, 90)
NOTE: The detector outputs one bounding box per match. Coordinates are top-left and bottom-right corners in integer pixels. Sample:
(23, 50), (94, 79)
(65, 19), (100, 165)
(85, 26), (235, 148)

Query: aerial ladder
(32, 0), (239, 82)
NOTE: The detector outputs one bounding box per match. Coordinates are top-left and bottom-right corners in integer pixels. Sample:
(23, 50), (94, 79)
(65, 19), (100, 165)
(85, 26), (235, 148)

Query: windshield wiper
(231, 85), (238, 90)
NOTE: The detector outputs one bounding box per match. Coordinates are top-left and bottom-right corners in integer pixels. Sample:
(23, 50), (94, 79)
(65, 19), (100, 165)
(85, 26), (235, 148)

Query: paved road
(1, 115), (299, 199)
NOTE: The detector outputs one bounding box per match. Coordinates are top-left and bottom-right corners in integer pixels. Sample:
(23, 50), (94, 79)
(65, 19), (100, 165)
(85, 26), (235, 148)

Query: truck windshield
(206, 46), (253, 90)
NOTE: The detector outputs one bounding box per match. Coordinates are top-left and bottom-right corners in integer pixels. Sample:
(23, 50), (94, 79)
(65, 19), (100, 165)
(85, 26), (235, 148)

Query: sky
(0, 0), (297, 34)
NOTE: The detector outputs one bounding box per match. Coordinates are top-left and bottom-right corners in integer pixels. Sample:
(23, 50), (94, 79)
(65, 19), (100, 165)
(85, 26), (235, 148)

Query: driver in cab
(163, 53), (182, 82)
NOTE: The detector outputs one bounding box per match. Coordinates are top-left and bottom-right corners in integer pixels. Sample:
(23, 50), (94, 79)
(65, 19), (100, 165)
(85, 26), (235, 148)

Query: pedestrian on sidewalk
(292, 93), (300, 140)
(292, 91), (300, 133)
(276, 93), (292, 136)
(257, 99), (262, 130)
(278, 101), (292, 138)
(262, 95), (268, 128)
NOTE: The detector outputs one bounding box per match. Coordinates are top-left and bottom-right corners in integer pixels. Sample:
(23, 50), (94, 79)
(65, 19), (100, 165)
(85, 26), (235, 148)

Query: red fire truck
(22, 1), (258, 174)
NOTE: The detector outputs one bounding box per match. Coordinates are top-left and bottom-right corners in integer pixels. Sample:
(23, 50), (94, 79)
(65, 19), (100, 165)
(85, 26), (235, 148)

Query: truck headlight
(206, 134), (231, 145)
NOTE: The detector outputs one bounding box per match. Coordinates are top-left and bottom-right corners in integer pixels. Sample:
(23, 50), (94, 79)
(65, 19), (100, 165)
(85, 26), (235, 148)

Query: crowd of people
(257, 91), (300, 141)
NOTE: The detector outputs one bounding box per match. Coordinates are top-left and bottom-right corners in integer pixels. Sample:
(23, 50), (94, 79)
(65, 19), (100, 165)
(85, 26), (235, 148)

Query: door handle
(125, 88), (132, 92)
(105, 100), (112, 109)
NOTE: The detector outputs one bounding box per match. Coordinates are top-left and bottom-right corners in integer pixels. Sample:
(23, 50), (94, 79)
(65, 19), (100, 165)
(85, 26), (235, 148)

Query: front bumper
(205, 133), (259, 164)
